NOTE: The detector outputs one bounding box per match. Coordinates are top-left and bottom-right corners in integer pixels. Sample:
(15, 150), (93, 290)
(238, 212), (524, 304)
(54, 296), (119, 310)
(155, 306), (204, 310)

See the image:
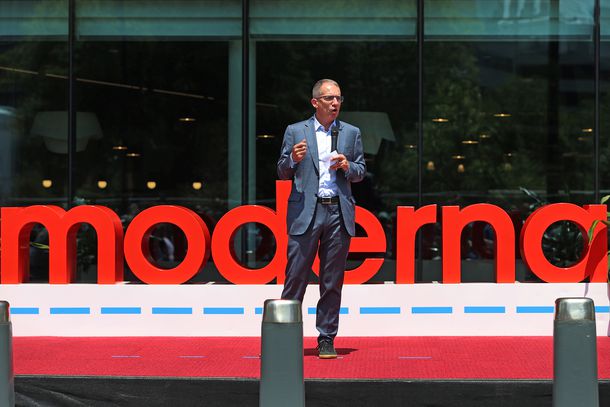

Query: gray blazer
(277, 116), (366, 237)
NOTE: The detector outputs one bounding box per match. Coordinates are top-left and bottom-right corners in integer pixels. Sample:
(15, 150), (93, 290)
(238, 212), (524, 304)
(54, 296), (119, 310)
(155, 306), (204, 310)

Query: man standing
(277, 79), (366, 359)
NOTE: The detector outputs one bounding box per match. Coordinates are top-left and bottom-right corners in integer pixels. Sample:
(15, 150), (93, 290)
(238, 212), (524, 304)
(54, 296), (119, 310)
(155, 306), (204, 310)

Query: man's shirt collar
(314, 116), (336, 133)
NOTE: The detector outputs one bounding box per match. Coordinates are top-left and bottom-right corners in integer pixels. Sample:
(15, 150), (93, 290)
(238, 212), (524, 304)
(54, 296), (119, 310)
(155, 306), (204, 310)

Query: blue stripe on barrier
(10, 307), (39, 315)
(101, 307), (142, 315)
(20, 304), (607, 316)
(360, 307), (400, 315)
(464, 306), (505, 314)
(203, 307), (244, 315)
(412, 307), (453, 314)
(516, 306), (554, 314)
(307, 307), (349, 315)
(152, 307), (192, 315)
(50, 307), (90, 315)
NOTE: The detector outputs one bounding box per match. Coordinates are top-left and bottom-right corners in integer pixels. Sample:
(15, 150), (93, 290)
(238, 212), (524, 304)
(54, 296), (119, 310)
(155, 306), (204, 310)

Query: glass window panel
(0, 0), (68, 283)
(0, 0), (68, 207)
(426, 0), (594, 38)
(423, 0), (595, 282)
(600, 0), (610, 201)
(0, 0), (67, 36)
(74, 0), (241, 283)
(600, 1), (610, 38)
(251, 0), (415, 37)
(252, 0), (418, 282)
(77, 0), (241, 37)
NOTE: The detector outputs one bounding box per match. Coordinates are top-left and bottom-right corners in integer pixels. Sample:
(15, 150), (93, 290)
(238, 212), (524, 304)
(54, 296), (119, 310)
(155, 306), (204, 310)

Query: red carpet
(13, 336), (610, 380)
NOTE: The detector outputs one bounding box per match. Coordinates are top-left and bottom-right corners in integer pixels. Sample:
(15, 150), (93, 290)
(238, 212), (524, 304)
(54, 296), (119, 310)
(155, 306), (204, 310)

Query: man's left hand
(330, 154), (349, 171)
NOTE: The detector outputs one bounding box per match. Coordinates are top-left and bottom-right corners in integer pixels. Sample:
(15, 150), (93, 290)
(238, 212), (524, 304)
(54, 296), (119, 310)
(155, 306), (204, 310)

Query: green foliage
(588, 195), (610, 283)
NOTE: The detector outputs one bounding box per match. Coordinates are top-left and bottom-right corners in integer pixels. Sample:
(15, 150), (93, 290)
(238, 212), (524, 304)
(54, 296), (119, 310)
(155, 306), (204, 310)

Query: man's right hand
(291, 139), (307, 163)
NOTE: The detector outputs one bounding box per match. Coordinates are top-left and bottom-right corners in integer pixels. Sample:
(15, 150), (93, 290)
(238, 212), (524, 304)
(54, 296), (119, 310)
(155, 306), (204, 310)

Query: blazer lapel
(336, 119), (348, 154)
(305, 117), (319, 174)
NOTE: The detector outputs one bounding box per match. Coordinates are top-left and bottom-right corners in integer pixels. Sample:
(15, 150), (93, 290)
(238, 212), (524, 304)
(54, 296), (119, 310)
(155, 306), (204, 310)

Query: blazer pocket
(288, 194), (303, 202)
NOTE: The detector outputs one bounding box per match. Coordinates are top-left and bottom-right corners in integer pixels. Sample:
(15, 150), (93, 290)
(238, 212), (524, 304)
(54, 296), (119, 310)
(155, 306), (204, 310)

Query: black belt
(317, 196), (339, 205)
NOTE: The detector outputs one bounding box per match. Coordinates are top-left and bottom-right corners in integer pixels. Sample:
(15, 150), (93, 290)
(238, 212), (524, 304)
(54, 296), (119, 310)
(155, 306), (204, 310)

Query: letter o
(211, 205), (285, 284)
(124, 206), (210, 284)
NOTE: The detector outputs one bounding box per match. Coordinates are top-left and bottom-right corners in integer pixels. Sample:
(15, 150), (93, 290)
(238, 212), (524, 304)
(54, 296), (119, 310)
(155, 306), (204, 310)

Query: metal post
(260, 299), (304, 407)
(553, 298), (599, 407)
(0, 301), (15, 407)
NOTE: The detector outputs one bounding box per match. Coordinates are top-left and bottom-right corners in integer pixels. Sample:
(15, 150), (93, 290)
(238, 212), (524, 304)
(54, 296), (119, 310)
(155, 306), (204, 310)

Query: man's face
(311, 82), (342, 125)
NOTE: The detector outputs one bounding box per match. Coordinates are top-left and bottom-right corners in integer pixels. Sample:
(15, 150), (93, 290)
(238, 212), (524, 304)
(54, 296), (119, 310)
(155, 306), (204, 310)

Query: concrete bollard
(553, 297), (598, 407)
(260, 299), (304, 407)
(0, 301), (15, 407)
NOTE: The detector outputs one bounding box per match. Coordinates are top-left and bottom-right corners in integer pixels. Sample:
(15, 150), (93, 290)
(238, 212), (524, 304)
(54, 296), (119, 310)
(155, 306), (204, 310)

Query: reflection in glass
(423, 0), (595, 281)
(0, 1), (69, 207)
(0, 0), (69, 283)
(253, 0), (418, 281)
(600, 1), (610, 202)
(0, 0), (605, 285)
(72, 0), (241, 282)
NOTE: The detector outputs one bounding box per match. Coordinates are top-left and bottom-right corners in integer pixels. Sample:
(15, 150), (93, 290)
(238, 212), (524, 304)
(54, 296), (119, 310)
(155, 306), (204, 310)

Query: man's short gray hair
(312, 79), (340, 98)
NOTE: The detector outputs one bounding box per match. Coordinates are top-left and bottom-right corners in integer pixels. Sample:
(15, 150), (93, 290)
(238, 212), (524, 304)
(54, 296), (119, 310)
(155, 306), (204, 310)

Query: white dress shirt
(313, 116), (338, 198)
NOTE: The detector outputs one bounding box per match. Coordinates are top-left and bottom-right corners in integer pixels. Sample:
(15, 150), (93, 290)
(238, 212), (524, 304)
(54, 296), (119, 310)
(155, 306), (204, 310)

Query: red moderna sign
(0, 181), (607, 284)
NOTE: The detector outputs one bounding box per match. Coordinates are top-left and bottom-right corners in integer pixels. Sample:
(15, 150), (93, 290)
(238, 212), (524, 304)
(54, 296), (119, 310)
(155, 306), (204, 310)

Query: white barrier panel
(0, 283), (608, 337)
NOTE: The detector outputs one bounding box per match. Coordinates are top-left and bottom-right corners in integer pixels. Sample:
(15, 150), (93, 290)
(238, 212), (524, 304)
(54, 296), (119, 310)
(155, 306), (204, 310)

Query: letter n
(395, 205), (437, 284)
(442, 204), (515, 283)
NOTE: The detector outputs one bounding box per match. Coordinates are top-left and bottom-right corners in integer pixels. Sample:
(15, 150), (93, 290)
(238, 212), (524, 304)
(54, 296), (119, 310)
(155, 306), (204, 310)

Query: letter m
(1, 205), (123, 284)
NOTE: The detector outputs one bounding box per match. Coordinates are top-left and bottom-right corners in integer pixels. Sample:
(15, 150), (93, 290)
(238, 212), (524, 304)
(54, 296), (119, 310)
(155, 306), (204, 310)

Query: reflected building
(0, 106), (16, 199)
(0, 0), (607, 283)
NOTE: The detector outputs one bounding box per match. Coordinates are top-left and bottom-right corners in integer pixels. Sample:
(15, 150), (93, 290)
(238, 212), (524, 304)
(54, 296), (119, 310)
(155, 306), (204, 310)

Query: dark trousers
(281, 202), (351, 341)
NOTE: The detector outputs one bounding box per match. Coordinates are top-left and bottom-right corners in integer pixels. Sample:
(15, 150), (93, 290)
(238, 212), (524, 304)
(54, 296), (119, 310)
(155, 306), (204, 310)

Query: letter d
(211, 180), (290, 284)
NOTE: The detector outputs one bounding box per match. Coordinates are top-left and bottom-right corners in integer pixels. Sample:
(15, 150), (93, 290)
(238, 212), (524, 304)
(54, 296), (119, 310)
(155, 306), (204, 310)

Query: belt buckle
(318, 196), (337, 205)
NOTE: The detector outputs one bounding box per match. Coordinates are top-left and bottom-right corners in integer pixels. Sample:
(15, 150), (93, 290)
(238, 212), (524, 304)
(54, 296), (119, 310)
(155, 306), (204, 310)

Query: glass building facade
(0, 0), (608, 283)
